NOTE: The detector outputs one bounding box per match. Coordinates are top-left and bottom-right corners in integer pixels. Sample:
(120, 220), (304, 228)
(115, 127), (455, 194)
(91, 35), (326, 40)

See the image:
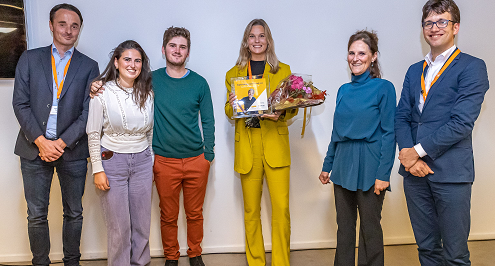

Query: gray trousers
(99, 147), (153, 266)
(334, 184), (386, 266)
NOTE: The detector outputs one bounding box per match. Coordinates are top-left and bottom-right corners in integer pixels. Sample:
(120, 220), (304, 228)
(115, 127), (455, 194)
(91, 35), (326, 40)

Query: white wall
(1, 0), (494, 262)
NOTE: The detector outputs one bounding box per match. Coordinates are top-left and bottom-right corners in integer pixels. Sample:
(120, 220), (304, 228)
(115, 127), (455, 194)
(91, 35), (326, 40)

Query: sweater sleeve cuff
(322, 164), (332, 173)
(92, 161), (104, 175)
(204, 152), (214, 162)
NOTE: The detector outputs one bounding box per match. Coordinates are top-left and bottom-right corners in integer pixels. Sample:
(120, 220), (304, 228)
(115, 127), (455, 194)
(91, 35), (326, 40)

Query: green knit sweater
(152, 68), (215, 161)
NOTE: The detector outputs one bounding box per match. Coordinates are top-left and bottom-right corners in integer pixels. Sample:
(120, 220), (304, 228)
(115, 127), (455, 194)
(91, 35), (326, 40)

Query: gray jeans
(98, 147), (153, 266)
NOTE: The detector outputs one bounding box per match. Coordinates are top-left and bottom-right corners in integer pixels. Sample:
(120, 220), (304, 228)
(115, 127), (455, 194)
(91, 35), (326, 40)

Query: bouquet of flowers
(268, 73), (326, 111)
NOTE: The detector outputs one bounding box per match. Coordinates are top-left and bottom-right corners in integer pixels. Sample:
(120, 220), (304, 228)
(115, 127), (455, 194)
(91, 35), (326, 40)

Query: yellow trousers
(241, 128), (291, 266)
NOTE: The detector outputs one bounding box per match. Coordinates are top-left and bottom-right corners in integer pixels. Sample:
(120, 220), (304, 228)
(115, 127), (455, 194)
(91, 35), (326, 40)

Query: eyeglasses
(422, 19), (455, 29)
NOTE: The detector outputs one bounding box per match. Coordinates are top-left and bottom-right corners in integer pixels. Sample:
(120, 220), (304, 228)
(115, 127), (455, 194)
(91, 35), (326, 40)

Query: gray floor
(5, 240), (495, 266)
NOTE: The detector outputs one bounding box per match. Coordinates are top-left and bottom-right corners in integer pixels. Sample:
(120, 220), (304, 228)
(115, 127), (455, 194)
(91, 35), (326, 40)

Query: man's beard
(166, 55), (187, 67)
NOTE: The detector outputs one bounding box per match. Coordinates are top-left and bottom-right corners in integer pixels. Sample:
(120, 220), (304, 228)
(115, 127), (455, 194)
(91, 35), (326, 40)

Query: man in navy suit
(395, 0), (489, 265)
(12, 4), (99, 266)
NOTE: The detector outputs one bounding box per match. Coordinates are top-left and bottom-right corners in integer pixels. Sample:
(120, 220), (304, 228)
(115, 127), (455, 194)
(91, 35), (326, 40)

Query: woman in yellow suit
(225, 19), (298, 266)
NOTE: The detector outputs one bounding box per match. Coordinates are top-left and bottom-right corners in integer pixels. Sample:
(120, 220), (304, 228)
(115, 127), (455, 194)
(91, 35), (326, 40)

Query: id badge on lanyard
(50, 103), (58, 115)
(50, 52), (72, 117)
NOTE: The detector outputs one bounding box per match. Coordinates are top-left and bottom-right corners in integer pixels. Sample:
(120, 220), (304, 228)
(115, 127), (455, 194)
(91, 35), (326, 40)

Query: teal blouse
(322, 71), (396, 191)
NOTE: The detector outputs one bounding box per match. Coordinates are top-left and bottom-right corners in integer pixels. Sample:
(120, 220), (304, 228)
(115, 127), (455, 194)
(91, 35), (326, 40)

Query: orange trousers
(153, 153), (210, 260)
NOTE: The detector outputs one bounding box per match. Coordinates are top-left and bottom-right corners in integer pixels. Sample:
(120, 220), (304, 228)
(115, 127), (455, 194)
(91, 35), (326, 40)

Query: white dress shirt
(414, 45), (457, 157)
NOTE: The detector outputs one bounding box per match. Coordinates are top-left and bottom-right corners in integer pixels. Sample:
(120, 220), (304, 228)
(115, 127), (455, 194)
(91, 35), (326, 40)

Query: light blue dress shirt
(46, 45), (74, 139)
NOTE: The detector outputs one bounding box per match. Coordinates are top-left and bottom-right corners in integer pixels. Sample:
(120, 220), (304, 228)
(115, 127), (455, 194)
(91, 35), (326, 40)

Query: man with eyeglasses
(395, 0), (489, 265)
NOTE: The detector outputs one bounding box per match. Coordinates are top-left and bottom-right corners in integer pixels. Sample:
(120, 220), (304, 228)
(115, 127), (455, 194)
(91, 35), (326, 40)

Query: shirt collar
(165, 67), (190, 79)
(425, 45), (456, 66)
(52, 44), (74, 59)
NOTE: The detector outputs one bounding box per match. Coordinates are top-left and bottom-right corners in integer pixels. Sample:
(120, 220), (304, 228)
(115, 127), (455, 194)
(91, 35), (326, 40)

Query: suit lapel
(41, 46), (54, 94)
(59, 49), (82, 100)
(263, 62), (270, 76)
(238, 65), (248, 77)
(423, 52), (461, 109)
(415, 61), (425, 114)
(262, 63), (272, 93)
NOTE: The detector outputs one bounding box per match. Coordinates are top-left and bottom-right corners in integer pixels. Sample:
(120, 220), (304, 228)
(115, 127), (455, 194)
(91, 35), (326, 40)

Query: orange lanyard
(51, 53), (72, 99)
(421, 49), (460, 102)
(247, 61), (264, 79)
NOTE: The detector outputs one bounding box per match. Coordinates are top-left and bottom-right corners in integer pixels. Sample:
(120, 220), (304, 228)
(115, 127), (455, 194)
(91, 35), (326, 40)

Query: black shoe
(165, 260), (179, 266)
(189, 255), (205, 266)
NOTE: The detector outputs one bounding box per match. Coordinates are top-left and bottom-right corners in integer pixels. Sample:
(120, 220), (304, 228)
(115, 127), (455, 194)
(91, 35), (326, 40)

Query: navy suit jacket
(395, 51), (489, 183)
(13, 45), (99, 161)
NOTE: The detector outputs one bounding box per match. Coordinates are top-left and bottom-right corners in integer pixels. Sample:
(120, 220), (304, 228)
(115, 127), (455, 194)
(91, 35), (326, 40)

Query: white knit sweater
(86, 81), (153, 174)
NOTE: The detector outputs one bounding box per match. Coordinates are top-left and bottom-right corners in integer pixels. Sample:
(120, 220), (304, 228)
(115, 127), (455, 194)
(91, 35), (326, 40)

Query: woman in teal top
(319, 30), (396, 266)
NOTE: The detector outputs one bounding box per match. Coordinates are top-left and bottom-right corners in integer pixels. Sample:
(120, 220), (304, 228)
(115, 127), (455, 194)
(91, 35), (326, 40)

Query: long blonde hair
(235, 19), (280, 74)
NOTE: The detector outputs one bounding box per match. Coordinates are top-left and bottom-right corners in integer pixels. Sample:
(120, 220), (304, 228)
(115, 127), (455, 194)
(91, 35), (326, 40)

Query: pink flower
(291, 77), (304, 90)
(304, 86), (312, 93)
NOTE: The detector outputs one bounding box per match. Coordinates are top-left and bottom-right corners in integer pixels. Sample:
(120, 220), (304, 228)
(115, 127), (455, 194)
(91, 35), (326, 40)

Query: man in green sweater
(152, 27), (215, 266)
(90, 26), (214, 266)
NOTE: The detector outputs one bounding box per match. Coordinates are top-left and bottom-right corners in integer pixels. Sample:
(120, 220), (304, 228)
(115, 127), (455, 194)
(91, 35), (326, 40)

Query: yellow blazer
(225, 62), (298, 174)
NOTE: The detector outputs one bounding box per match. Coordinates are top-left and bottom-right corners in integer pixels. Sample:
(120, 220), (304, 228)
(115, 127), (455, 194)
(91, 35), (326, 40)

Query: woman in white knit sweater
(86, 40), (153, 266)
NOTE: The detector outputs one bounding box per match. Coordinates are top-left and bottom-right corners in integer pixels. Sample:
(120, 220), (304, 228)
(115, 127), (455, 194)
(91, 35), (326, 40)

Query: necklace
(116, 79), (133, 96)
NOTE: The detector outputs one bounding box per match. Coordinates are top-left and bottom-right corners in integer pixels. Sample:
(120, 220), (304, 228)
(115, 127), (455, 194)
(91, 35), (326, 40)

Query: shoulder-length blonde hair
(235, 19), (280, 74)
